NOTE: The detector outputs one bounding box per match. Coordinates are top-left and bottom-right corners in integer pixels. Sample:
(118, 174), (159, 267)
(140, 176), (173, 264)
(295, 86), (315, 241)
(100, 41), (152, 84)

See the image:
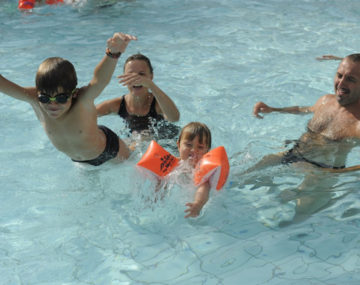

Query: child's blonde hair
(178, 122), (212, 150)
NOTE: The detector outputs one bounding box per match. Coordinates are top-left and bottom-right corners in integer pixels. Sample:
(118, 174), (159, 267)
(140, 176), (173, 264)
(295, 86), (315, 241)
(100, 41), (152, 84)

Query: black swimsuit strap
(148, 96), (158, 117)
(118, 95), (158, 117)
(118, 95), (127, 117)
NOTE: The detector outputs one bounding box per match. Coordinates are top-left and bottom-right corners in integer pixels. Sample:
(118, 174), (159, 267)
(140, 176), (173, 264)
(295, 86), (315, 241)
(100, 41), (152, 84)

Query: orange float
(194, 146), (230, 190)
(18, 0), (63, 9)
(137, 140), (230, 190)
(46, 0), (63, 4)
(136, 140), (179, 181)
(18, 0), (35, 9)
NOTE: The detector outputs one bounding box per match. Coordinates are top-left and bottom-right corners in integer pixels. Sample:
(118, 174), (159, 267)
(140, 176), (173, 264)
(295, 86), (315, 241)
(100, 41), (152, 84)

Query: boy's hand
(107, 33), (137, 54)
(184, 202), (202, 218)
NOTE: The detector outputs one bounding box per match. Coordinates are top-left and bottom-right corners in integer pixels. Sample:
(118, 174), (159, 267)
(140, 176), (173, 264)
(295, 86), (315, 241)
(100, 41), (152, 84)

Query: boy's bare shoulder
(74, 86), (88, 100)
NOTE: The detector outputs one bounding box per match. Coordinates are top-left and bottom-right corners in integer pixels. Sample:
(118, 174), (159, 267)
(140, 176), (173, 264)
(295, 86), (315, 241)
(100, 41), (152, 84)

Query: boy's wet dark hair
(123, 53), (153, 74)
(178, 122), (212, 151)
(36, 57), (77, 94)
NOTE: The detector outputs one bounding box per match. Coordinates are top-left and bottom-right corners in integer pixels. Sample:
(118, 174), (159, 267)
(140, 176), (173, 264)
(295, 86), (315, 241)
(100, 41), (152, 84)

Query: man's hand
(107, 33), (137, 54)
(253, 101), (272, 118)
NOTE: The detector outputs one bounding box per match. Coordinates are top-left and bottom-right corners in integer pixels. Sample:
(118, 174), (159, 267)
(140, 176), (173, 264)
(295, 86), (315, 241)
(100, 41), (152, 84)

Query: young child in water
(0, 32), (137, 166)
(96, 53), (180, 137)
(176, 122), (212, 218)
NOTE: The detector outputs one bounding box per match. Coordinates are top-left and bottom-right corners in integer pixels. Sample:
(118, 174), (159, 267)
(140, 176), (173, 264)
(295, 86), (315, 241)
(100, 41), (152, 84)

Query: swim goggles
(38, 88), (76, 104)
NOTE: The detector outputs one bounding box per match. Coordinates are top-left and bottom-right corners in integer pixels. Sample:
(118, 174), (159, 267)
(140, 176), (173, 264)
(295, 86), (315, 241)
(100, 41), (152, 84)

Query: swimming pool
(2, 0), (360, 284)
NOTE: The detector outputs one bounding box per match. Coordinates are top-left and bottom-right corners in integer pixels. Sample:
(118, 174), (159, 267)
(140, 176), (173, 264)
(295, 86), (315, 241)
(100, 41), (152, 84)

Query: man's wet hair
(123, 53), (153, 74)
(345, 54), (360, 63)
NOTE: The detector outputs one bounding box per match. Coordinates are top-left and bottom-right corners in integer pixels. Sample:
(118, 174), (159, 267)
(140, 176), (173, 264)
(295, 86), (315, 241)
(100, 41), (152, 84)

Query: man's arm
(326, 165), (360, 173)
(253, 101), (315, 119)
(316, 55), (344, 61)
(0, 74), (37, 103)
(85, 33), (137, 101)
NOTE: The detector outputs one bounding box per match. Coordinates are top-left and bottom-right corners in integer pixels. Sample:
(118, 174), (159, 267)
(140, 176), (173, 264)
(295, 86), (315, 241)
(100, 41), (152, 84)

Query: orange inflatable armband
(194, 146), (230, 190)
(18, 0), (35, 9)
(137, 140), (179, 181)
(46, 0), (63, 4)
(18, 0), (63, 9)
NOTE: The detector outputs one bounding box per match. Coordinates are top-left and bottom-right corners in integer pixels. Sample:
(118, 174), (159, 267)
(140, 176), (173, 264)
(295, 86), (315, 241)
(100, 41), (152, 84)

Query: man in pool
(249, 54), (360, 226)
(0, 32), (137, 166)
(252, 53), (360, 171)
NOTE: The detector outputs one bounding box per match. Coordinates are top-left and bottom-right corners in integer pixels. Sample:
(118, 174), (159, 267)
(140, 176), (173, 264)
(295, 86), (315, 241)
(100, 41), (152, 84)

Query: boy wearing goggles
(0, 32), (137, 166)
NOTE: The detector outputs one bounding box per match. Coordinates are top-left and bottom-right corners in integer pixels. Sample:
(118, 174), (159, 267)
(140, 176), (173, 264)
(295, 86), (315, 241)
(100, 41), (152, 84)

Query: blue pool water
(2, 0), (360, 284)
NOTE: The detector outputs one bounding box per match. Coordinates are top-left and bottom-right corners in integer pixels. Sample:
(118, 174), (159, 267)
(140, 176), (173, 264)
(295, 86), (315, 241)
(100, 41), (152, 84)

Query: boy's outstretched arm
(0, 74), (37, 103)
(184, 182), (211, 218)
(86, 32), (137, 100)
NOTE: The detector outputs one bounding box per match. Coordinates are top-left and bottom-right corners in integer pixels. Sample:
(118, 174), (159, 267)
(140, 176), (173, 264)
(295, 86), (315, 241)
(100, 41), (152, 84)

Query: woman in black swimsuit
(96, 53), (180, 141)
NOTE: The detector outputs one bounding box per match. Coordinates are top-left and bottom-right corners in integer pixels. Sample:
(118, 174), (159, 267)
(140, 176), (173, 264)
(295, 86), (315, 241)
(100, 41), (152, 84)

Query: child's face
(38, 86), (73, 119)
(177, 135), (209, 167)
(124, 60), (153, 96)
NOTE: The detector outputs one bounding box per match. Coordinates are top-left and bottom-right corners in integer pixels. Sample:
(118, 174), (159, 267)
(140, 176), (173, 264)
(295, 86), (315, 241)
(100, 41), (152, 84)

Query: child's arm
(118, 74), (180, 122)
(85, 33), (137, 101)
(0, 74), (37, 103)
(184, 181), (211, 219)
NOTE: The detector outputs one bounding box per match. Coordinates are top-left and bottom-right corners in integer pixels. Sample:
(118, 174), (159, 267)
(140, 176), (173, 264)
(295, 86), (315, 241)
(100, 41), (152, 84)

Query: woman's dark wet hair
(123, 53), (153, 74)
(178, 122), (212, 151)
(36, 57), (77, 94)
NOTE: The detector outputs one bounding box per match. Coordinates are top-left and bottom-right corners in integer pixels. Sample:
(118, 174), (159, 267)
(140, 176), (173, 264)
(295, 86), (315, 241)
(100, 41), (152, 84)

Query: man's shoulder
(319, 93), (336, 104)
(321, 93), (335, 100)
(313, 94), (335, 109)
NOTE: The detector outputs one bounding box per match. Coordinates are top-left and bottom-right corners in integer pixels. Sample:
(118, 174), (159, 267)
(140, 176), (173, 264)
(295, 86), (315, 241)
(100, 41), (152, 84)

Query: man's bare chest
(308, 111), (359, 140)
